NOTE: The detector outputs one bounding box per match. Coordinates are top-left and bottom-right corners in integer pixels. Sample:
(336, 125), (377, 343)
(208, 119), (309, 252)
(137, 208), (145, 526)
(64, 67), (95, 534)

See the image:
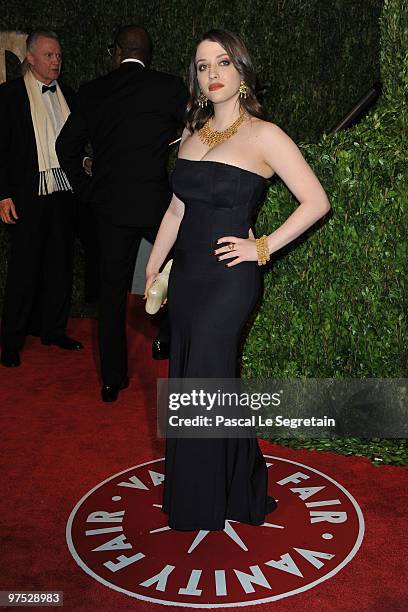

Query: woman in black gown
(145, 30), (330, 531)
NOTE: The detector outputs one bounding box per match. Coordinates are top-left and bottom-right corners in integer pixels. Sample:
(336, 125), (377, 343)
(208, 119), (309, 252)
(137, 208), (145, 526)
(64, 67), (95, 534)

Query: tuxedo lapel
(15, 78), (32, 124)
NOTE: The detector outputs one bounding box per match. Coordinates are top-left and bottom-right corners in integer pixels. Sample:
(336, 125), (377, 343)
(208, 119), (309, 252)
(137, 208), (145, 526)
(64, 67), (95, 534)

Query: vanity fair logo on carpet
(66, 456), (364, 608)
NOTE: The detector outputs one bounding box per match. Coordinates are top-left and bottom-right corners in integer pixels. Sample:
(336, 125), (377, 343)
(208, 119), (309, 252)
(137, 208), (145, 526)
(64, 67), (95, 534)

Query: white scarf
(23, 69), (71, 195)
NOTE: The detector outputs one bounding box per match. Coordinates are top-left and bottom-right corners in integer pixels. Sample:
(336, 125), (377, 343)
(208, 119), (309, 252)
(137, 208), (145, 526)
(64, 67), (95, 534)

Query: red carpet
(0, 296), (407, 611)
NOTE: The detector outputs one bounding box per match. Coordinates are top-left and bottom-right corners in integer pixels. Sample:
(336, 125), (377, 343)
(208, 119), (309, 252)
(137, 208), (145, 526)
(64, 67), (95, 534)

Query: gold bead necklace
(198, 113), (246, 148)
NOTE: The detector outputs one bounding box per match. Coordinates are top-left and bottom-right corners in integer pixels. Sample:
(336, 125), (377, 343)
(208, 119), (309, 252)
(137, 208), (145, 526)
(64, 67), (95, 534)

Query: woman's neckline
(177, 158), (269, 181)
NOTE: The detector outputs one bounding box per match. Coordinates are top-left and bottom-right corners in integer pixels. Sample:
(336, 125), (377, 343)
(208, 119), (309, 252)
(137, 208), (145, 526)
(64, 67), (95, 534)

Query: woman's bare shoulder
(181, 126), (202, 145)
(178, 128), (201, 159)
(248, 117), (289, 140)
(178, 127), (196, 158)
(180, 126), (192, 145)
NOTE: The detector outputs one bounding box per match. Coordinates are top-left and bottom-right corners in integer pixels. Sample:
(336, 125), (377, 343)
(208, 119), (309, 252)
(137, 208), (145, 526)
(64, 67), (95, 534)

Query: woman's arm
(258, 122), (331, 254)
(216, 122), (331, 266)
(144, 194), (185, 295)
(145, 127), (191, 292)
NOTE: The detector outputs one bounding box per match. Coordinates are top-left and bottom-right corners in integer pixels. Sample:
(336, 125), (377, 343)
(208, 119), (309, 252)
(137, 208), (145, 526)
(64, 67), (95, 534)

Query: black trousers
(75, 200), (100, 301)
(96, 212), (163, 385)
(1, 191), (75, 351)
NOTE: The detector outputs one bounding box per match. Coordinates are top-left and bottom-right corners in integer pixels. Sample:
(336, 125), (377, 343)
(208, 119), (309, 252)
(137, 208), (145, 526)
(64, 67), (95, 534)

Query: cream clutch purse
(145, 259), (173, 314)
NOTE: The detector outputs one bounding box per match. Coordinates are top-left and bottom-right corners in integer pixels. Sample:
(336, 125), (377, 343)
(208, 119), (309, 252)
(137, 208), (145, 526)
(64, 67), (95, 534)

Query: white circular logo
(67, 455), (364, 607)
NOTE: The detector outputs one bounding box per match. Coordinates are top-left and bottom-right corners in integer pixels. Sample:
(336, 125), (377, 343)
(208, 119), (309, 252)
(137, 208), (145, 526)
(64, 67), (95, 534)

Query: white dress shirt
(121, 58), (146, 67)
(36, 79), (66, 137)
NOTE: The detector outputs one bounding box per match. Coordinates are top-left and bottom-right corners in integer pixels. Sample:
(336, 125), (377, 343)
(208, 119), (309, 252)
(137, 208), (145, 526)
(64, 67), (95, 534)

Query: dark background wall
(1, 0), (383, 142)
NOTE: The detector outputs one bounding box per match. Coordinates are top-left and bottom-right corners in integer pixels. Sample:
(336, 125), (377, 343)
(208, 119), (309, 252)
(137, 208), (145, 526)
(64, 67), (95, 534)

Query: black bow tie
(42, 84), (56, 94)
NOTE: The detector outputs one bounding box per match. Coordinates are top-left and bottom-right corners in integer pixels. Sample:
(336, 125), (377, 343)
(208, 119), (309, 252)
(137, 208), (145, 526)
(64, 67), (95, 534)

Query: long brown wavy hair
(186, 29), (265, 133)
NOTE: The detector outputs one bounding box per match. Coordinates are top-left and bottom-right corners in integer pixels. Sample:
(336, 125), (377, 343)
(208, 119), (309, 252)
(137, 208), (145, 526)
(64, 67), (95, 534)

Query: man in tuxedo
(57, 25), (187, 402)
(0, 30), (83, 368)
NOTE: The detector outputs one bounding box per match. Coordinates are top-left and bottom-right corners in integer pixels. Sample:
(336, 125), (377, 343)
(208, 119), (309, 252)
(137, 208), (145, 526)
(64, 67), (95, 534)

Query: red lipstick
(209, 83), (224, 91)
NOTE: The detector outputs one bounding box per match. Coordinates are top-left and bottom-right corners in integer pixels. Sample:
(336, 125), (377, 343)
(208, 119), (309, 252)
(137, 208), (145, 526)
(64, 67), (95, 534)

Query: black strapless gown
(162, 159), (273, 531)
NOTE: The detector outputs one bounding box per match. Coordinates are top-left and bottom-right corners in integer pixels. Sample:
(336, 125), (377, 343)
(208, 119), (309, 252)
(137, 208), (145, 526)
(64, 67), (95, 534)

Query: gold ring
(228, 242), (235, 251)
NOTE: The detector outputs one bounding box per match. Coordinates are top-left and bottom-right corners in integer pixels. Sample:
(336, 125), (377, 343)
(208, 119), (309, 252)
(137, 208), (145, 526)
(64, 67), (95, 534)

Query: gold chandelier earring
(197, 91), (208, 108)
(239, 80), (249, 99)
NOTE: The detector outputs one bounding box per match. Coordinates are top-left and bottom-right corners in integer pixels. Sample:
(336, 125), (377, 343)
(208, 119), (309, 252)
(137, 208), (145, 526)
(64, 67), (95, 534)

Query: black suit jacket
(0, 76), (75, 207)
(56, 62), (188, 227)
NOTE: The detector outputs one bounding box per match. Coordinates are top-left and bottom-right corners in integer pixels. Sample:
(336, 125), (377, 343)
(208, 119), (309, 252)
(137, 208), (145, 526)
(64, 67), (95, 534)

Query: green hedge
(242, 0), (407, 378)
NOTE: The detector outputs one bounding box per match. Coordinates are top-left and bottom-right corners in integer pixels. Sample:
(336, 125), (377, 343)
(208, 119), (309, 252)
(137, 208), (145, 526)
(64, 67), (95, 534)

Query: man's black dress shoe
(266, 496), (278, 514)
(101, 377), (129, 402)
(0, 348), (21, 368)
(152, 338), (169, 360)
(41, 335), (83, 350)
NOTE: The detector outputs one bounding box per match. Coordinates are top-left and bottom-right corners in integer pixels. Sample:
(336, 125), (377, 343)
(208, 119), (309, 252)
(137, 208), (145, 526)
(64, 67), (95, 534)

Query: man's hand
(0, 198), (18, 224)
(83, 157), (93, 176)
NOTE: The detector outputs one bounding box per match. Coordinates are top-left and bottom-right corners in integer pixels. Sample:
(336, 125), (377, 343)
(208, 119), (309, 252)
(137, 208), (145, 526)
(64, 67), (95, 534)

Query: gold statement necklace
(198, 113), (246, 148)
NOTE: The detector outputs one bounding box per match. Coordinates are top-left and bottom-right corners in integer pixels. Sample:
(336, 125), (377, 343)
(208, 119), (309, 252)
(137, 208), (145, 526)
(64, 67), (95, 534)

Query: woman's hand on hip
(214, 234), (259, 267)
